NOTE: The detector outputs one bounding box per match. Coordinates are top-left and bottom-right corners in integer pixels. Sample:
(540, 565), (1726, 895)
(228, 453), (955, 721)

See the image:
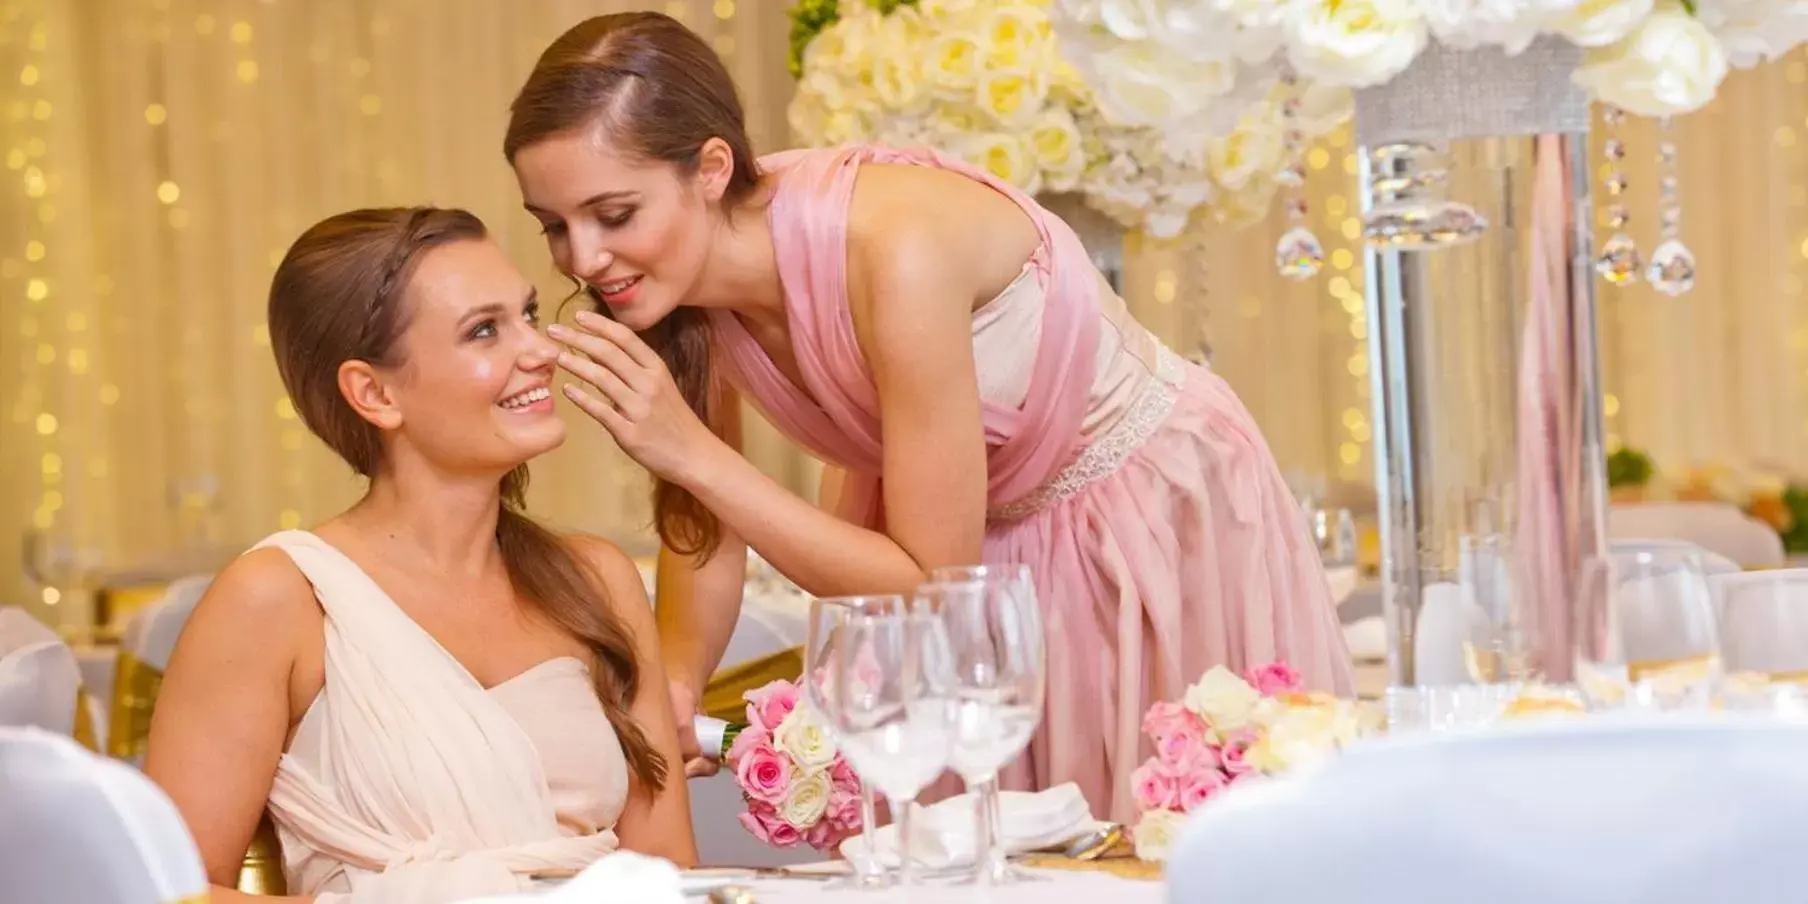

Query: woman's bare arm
(143, 549), (319, 903)
(574, 536), (699, 867)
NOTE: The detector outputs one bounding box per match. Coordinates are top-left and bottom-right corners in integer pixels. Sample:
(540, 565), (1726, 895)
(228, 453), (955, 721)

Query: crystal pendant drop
(1595, 233), (1642, 286)
(1275, 226), (1325, 280)
(1645, 239), (1696, 296)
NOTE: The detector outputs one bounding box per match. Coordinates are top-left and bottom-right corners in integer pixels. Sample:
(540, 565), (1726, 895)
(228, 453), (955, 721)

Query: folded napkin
(456, 851), (684, 903)
(839, 782), (1101, 870)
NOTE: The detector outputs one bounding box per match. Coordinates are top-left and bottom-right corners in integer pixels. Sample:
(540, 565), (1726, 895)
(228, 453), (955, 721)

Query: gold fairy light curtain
(1, 0), (1804, 625)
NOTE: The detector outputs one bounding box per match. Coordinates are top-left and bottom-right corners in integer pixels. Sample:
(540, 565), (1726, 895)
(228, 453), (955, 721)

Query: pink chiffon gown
(713, 145), (1355, 823)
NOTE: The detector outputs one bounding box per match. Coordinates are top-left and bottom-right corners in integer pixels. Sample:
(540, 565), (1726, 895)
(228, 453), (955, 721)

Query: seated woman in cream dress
(144, 207), (696, 903)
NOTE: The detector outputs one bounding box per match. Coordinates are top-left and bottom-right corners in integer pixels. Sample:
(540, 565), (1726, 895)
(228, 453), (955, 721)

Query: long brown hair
(267, 207), (666, 793)
(504, 11), (759, 562)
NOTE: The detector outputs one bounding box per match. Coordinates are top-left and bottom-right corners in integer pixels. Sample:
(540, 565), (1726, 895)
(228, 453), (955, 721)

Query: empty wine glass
(822, 596), (956, 889)
(1574, 548), (1722, 711)
(803, 595), (899, 890)
(925, 564), (1046, 886)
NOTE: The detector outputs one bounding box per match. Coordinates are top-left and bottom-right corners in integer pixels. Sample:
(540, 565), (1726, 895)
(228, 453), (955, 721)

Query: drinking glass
(803, 595), (899, 890)
(1713, 570), (1808, 715)
(1574, 548), (1722, 711)
(821, 596), (956, 889)
(925, 565), (1046, 886)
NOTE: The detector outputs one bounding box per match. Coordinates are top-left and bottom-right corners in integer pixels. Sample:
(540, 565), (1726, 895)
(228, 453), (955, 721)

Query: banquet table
(708, 870), (1163, 901)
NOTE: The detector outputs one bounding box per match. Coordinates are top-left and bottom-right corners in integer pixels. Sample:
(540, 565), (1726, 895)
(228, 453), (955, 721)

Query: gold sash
(72, 687), (100, 752)
(108, 650), (163, 760)
(700, 646), (804, 722)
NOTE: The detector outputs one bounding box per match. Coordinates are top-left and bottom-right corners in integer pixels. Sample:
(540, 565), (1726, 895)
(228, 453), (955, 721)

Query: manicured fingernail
(575, 310), (602, 326)
(546, 323), (567, 338)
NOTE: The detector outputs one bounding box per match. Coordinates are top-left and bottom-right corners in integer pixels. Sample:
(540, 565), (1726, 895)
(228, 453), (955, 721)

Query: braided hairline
(357, 207), (434, 358)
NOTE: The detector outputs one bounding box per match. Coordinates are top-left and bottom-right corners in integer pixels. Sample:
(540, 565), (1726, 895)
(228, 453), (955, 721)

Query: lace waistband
(987, 345), (1187, 524)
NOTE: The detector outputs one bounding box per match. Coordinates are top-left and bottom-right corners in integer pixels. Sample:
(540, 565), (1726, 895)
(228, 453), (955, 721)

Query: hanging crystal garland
(1594, 106), (1641, 286)
(1646, 117), (1696, 296)
(1189, 232), (1216, 365)
(1274, 71), (1325, 280)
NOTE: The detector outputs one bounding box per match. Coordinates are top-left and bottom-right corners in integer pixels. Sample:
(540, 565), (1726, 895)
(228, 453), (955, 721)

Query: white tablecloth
(690, 869), (1161, 902)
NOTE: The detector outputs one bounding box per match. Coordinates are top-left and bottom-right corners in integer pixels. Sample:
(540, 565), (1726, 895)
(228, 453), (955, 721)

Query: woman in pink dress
(508, 12), (1353, 822)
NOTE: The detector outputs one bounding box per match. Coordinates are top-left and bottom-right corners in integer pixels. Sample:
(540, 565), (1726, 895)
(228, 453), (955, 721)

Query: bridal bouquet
(1051, 0), (1808, 138)
(725, 679), (865, 852)
(786, 0), (1345, 236)
(1129, 662), (1373, 862)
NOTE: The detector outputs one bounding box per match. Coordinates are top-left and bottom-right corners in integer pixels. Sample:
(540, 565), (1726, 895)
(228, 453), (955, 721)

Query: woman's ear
(696, 137), (735, 203)
(337, 359), (403, 431)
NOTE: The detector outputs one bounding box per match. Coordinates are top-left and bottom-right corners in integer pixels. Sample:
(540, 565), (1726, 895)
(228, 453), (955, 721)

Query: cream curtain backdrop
(1, 0), (1804, 626)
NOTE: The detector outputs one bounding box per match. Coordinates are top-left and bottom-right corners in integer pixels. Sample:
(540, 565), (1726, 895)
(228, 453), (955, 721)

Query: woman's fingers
(574, 310), (666, 372)
(548, 321), (648, 392)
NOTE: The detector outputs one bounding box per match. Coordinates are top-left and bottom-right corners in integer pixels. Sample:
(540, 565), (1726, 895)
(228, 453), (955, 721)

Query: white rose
(1285, 0), (1428, 88)
(921, 0), (982, 17)
(1694, 0), (1808, 67)
(975, 5), (1052, 71)
(924, 30), (986, 100)
(1244, 697), (1358, 773)
(960, 132), (1042, 194)
(778, 770), (832, 828)
(773, 707), (839, 775)
(1027, 107), (1087, 191)
(1208, 108), (1285, 191)
(1182, 666), (1263, 732)
(975, 68), (1050, 126)
(1097, 0), (1162, 41)
(1547, 0), (1656, 47)
(1131, 808), (1187, 862)
(1291, 81), (1355, 137)
(1084, 43), (1240, 133)
(1415, 0), (1551, 53)
(1572, 5), (1728, 116)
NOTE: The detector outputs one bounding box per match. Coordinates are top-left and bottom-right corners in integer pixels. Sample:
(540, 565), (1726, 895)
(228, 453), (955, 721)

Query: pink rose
(1174, 767), (1229, 812)
(744, 680), (801, 733)
(734, 741), (793, 806)
(1244, 662), (1303, 696)
(725, 725), (770, 764)
(1156, 732), (1219, 771)
(1142, 701), (1206, 746)
(1219, 729), (1257, 776)
(1131, 758), (1180, 812)
(827, 762), (863, 830)
(802, 817), (836, 851)
(738, 802), (799, 847)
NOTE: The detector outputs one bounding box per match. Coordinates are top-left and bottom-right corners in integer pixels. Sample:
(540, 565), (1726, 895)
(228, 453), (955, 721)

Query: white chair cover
(1610, 503), (1786, 569)
(134, 574), (213, 671)
(1167, 717), (1808, 904)
(0, 726), (209, 903)
(0, 607), (83, 737)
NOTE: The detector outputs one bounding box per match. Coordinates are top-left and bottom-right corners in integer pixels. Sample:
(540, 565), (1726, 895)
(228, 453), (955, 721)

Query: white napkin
(1344, 616), (1387, 661)
(457, 851), (684, 903)
(838, 782), (1100, 869)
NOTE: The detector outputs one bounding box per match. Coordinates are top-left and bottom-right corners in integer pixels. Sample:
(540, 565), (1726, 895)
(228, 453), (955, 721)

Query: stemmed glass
(803, 596), (896, 890)
(820, 596), (957, 889)
(925, 564), (1046, 886)
(1574, 548), (1722, 711)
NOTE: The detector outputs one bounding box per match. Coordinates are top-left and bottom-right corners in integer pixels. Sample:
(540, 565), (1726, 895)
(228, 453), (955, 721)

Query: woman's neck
(345, 463), (506, 579)
(686, 176), (788, 332)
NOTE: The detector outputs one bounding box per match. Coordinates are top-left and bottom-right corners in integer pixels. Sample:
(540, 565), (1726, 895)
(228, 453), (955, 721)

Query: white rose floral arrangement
(1050, 0), (1808, 137)
(785, 0), (1350, 237)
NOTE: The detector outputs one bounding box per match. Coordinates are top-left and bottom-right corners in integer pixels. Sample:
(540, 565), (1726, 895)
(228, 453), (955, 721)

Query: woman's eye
(468, 319), (497, 340)
(524, 303), (541, 325)
(539, 221), (566, 237)
(602, 209), (635, 228)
